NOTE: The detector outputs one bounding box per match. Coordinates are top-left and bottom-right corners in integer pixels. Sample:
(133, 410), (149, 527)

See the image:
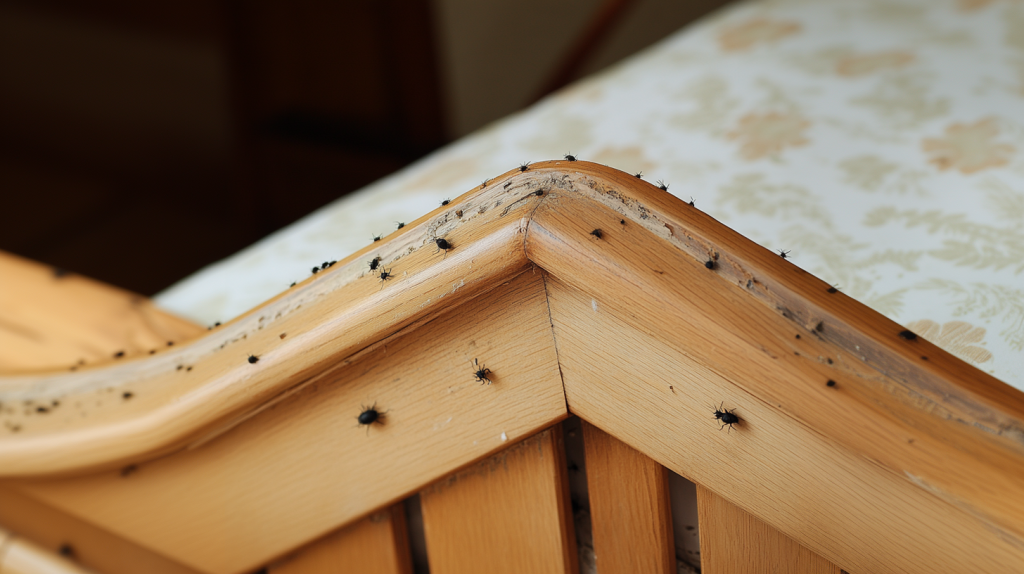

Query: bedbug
(590, 229), (603, 239)
(704, 259), (715, 270)
(778, 250), (791, 259)
(634, 171), (643, 179)
(356, 402), (386, 429)
(440, 198), (450, 206)
(372, 233), (383, 242)
(480, 179), (490, 189)
(656, 180), (669, 191)
(899, 330), (917, 340)
(519, 161), (531, 172)
(247, 354), (259, 364)
(378, 267), (393, 289)
(826, 380), (836, 387)
(688, 197), (696, 207)
(369, 256), (382, 271)
(435, 237), (452, 258)
(827, 285), (839, 293)
(322, 261), (329, 269)
(396, 222), (405, 230)
(564, 153), (577, 161)
(311, 266), (320, 274)
(534, 189), (544, 196)
(472, 358), (492, 385)
(712, 403), (740, 431)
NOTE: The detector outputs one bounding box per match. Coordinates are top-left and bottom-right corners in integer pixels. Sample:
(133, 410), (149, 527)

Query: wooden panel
(517, 165), (1024, 573)
(0, 531), (96, 574)
(543, 272), (1024, 573)
(12, 271), (567, 574)
(419, 426), (577, 574)
(0, 169), (538, 477)
(0, 250), (203, 373)
(0, 487), (198, 574)
(696, 485), (839, 574)
(581, 421), (674, 574)
(269, 504), (412, 574)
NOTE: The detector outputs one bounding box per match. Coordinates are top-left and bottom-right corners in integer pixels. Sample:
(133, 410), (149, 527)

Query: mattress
(156, 0), (1024, 391)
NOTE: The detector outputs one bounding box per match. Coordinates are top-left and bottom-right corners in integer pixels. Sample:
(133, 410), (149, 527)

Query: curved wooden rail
(2, 162), (1024, 574)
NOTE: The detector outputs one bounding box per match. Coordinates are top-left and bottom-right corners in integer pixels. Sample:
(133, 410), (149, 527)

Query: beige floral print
(836, 51), (914, 77)
(905, 320), (993, 364)
(728, 112), (811, 160)
(718, 19), (801, 52)
(921, 118), (1015, 174)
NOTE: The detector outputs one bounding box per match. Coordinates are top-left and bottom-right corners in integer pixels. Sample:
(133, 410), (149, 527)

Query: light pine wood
(0, 487), (199, 574)
(3, 162), (1024, 574)
(11, 271), (567, 574)
(0, 172), (539, 476)
(696, 485), (840, 574)
(269, 505), (412, 574)
(0, 250), (203, 373)
(0, 529), (96, 574)
(419, 426), (577, 574)
(582, 421), (674, 574)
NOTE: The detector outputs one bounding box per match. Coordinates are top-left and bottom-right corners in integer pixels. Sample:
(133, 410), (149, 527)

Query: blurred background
(0, 0), (728, 295)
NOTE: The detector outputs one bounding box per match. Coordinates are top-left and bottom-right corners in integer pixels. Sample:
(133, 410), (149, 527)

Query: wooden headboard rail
(2, 162), (1022, 574)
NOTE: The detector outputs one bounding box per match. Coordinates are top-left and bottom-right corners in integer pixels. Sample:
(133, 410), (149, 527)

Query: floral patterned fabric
(156, 0), (1024, 391)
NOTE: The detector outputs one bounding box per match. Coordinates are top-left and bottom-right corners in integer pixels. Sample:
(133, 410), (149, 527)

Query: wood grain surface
(12, 271), (566, 574)
(697, 485), (839, 574)
(582, 422), (675, 574)
(268, 505), (412, 574)
(419, 427), (577, 574)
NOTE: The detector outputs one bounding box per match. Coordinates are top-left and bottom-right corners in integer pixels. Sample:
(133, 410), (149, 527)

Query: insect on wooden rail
(712, 403), (740, 432)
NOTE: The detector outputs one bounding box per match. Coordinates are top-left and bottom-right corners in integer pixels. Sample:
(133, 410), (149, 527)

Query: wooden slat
(0, 250), (203, 373)
(696, 485), (839, 574)
(419, 426), (577, 574)
(0, 486), (199, 574)
(269, 504), (412, 574)
(11, 271), (567, 574)
(581, 421), (674, 574)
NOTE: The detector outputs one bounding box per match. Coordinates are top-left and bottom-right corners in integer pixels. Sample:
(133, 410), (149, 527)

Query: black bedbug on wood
(704, 258), (715, 270)
(688, 197), (696, 207)
(372, 233), (384, 242)
(322, 261), (329, 269)
(899, 329), (917, 341)
(396, 222), (406, 230)
(311, 266), (320, 274)
(440, 198), (451, 206)
(712, 402), (740, 431)
(656, 180), (669, 191)
(472, 358), (492, 385)
(534, 189), (544, 196)
(634, 171), (643, 179)
(368, 256), (382, 271)
(290, 282), (297, 287)
(564, 153), (577, 161)
(356, 402), (387, 432)
(378, 267), (393, 289)
(590, 229), (603, 239)
(435, 237), (452, 258)
(519, 161), (531, 172)
(778, 250), (791, 259)
(826, 380), (837, 387)
(247, 354), (259, 364)
(827, 285), (839, 293)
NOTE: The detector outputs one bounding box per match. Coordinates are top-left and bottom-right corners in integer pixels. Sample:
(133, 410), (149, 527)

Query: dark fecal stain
(921, 356), (928, 360)
(37, 406), (49, 413)
(149, 350), (156, 355)
(826, 380), (836, 387)
(123, 392), (133, 400)
(899, 330), (917, 340)
(186, 366), (192, 371)
(815, 321), (824, 332)
(113, 350), (125, 359)
(795, 334), (801, 339)
(176, 365), (183, 371)
(121, 465), (137, 477)
(167, 341), (174, 346)
(58, 544), (75, 558)
(827, 358), (833, 364)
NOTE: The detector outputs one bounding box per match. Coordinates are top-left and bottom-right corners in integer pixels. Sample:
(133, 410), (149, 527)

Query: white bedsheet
(156, 0), (1024, 390)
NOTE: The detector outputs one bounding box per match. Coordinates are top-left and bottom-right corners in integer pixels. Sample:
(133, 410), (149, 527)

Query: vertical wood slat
(419, 426), (577, 574)
(269, 504), (412, 574)
(696, 485), (841, 574)
(582, 421), (675, 574)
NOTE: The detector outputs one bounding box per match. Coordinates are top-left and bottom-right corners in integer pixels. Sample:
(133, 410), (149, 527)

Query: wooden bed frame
(1, 162), (1022, 574)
